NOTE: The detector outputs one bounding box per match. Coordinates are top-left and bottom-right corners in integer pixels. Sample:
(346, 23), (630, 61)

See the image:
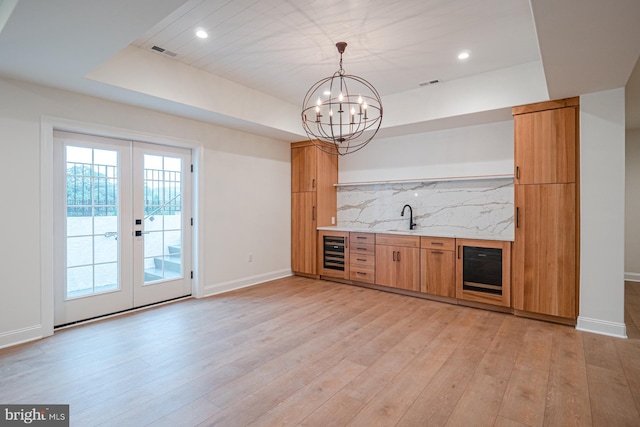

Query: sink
(386, 229), (420, 234)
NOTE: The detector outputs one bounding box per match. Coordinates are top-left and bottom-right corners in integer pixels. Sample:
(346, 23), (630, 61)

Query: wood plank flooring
(1, 277), (640, 426)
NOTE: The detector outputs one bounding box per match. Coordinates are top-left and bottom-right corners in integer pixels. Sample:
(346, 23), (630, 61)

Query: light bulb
(338, 93), (344, 102)
(363, 101), (368, 110)
(358, 95), (363, 104)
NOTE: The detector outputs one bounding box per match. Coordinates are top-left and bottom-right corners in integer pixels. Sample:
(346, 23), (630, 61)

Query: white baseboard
(203, 269), (293, 298)
(0, 325), (44, 349)
(576, 316), (627, 339)
(625, 272), (640, 282)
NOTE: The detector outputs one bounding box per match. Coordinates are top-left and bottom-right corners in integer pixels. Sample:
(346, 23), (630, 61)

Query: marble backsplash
(336, 178), (514, 239)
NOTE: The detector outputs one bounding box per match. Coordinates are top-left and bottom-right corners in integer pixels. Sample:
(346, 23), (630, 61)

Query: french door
(53, 131), (192, 326)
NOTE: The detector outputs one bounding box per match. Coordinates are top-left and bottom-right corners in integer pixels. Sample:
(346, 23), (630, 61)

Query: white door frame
(40, 116), (205, 338)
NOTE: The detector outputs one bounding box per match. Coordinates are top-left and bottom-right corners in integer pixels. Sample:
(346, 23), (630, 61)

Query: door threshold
(54, 295), (193, 330)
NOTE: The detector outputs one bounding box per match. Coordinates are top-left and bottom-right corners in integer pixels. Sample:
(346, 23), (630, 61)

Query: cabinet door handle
(392, 251), (396, 261)
(516, 207), (520, 228)
(312, 178), (316, 189)
(345, 236), (348, 249)
(356, 271), (367, 275)
(431, 251), (443, 255)
(431, 242), (443, 246)
(516, 166), (520, 180)
(458, 245), (461, 259)
(312, 206), (316, 221)
(357, 247), (367, 251)
(397, 251), (401, 262)
(357, 258), (366, 262)
(357, 236), (366, 240)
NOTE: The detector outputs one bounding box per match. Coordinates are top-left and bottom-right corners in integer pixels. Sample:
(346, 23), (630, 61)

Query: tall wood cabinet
(512, 97), (579, 321)
(291, 141), (338, 276)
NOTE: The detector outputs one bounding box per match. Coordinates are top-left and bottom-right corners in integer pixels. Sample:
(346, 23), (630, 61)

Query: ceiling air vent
(151, 45), (177, 57)
(419, 79), (440, 87)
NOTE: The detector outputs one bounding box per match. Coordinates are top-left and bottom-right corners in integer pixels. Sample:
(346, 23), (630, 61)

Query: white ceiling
(131, 0), (540, 105)
(0, 0), (639, 138)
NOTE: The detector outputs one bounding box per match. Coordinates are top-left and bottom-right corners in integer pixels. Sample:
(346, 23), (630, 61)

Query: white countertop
(317, 226), (515, 242)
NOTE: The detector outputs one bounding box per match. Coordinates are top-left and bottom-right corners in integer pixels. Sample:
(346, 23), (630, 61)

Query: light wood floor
(1, 278), (640, 427)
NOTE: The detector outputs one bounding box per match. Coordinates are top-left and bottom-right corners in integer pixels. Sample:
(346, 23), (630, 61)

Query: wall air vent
(419, 79), (440, 87)
(151, 45), (177, 57)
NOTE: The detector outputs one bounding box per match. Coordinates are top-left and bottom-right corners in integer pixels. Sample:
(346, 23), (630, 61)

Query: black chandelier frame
(301, 42), (383, 156)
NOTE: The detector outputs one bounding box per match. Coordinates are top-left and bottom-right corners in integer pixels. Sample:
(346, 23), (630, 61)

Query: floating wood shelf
(334, 174), (514, 187)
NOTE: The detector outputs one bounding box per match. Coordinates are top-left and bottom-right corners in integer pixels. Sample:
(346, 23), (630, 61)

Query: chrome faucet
(401, 204), (416, 230)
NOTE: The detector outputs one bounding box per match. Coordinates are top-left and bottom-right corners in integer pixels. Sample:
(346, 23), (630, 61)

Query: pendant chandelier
(301, 42), (383, 156)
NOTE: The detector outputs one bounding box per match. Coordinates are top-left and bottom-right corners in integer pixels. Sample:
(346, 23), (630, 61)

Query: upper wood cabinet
(291, 144), (317, 192)
(291, 141), (338, 276)
(513, 97), (578, 185)
(512, 183), (576, 319)
(375, 234), (420, 292)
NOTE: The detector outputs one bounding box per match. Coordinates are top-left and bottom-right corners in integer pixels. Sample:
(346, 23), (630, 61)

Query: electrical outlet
(331, 216), (335, 225)
(248, 253), (253, 262)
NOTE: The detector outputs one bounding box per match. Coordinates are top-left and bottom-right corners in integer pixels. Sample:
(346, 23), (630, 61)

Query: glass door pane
(142, 154), (183, 284)
(65, 146), (119, 298)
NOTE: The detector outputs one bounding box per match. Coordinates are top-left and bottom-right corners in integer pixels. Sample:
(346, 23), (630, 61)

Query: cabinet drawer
(376, 234), (420, 248)
(351, 243), (375, 254)
(350, 232), (375, 245)
(350, 266), (375, 284)
(420, 237), (455, 251)
(350, 252), (375, 267)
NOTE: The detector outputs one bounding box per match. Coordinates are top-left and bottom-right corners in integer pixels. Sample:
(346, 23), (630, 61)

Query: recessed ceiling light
(196, 29), (208, 39)
(458, 51), (470, 60)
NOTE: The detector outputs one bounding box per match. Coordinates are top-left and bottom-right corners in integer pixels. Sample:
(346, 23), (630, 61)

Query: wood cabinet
(420, 237), (455, 298)
(291, 145), (317, 192)
(291, 141), (338, 276)
(317, 230), (349, 280)
(349, 232), (375, 284)
(291, 192), (317, 274)
(512, 98), (579, 321)
(455, 239), (511, 307)
(375, 234), (420, 292)
(513, 97), (578, 185)
(513, 184), (576, 318)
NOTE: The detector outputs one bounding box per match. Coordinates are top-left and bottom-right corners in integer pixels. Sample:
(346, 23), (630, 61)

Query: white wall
(0, 77), (291, 348)
(626, 129), (640, 281)
(339, 120), (514, 183)
(578, 88), (627, 338)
